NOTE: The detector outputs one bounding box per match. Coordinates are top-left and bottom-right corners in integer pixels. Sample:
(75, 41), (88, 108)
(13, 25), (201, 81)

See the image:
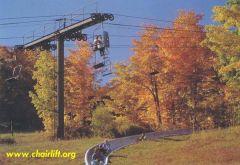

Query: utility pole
(149, 45), (162, 128)
(150, 71), (162, 127)
(15, 13), (114, 139)
(57, 36), (64, 138)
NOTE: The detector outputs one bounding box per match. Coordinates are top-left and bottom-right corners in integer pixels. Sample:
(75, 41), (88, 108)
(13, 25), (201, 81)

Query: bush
(114, 116), (146, 137)
(114, 116), (131, 136)
(64, 126), (92, 139)
(91, 106), (115, 137)
(91, 107), (147, 138)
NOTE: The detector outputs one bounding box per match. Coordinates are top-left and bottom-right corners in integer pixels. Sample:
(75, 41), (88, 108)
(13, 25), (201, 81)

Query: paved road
(85, 129), (192, 165)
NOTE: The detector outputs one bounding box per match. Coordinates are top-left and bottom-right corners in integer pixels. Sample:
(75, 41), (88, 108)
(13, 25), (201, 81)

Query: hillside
(110, 127), (240, 165)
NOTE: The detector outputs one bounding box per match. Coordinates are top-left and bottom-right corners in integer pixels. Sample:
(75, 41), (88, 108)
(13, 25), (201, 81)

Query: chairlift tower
(14, 13), (114, 139)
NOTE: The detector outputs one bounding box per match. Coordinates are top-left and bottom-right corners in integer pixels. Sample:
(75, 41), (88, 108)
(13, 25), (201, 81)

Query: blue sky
(0, 0), (226, 81)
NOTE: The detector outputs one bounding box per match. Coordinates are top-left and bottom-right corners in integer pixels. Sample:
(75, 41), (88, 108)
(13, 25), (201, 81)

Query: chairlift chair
(92, 30), (112, 77)
(93, 62), (105, 69)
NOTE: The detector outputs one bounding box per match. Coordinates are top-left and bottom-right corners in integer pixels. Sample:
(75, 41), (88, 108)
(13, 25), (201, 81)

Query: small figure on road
(100, 139), (111, 156)
(138, 132), (146, 142)
(91, 145), (105, 165)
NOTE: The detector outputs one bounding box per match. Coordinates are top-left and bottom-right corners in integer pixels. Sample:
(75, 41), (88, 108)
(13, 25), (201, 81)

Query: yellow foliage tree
(29, 51), (57, 134)
(203, 0), (240, 125)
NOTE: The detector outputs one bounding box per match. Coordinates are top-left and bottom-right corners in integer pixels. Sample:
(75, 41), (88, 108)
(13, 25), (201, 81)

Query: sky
(0, 0), (226, 81)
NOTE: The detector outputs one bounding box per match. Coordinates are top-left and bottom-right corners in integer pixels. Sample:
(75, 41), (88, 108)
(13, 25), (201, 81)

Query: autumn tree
(158, 11), (224, 129)
(0, 46), (43, 131)
(29, 51), (56, 133)
(108, 26), (171, 130)
(64, 41), (95, 137)
(130, 26), (165, 128)
(11, 49), (43, 130)
(110, 11), (227, 131)
(0, 46), (12, 125)
(203, 0), (240, 125)
(107, 63), (153, 128)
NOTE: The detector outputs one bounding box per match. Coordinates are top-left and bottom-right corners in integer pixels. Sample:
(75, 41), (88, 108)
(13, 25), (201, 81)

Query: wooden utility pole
(150, 71), (162, 127)
(149, 45), (162, 128)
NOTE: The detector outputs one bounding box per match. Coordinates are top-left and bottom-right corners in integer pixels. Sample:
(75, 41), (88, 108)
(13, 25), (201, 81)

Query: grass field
(1, 127), (239, 165)
(110, 126), (240, 165)
(0, 132), (103, 165)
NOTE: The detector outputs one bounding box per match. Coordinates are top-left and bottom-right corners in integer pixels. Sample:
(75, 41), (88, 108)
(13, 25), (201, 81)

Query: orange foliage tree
(64, 41), (95, 136)
(158, 11), (222, 129)
(110, 11), (224, 130)
(130, 26), (165, 128)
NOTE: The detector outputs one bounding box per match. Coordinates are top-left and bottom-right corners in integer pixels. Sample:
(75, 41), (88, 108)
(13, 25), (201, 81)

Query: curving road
(85, 129), (192, 165)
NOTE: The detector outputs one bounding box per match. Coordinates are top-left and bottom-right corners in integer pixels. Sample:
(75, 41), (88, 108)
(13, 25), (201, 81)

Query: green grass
(0, 132), (104, 165)
(110, 126), (240, 165)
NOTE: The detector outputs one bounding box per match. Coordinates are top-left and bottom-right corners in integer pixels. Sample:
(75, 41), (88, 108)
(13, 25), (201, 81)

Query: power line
(0, 13), (87, 21)
(0, 13), (92, 43)
(0, 22), (54, 29)
(0, 13), (203, 36)
(0, 12), (201, 27)
(114, 13), (173, 24)
(0, 36), (23, 40)
(0, 11), (202, 28)
(0, 18), (72, 26)
(71, 18), (204, 33)
(110, 46), (206, 49)
(113, 13), (203, 26)
(0, 35), (42, 40)
(0, 16), (101, 28)
(111, 34), (196, 39)
(104, 23), (203, 33)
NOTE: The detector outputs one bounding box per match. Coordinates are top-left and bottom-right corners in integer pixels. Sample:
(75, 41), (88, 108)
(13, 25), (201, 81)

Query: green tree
(91, 106), (115, 137)
(203, 0), (240, 125)
(29, 51), (56, 133)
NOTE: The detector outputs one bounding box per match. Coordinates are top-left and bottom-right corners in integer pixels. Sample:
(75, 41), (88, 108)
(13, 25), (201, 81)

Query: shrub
(114, 116), (131, 136)
(91, 106), (115, 137)
(64, 125), (92, 139)
(114, 116), (145, 137)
